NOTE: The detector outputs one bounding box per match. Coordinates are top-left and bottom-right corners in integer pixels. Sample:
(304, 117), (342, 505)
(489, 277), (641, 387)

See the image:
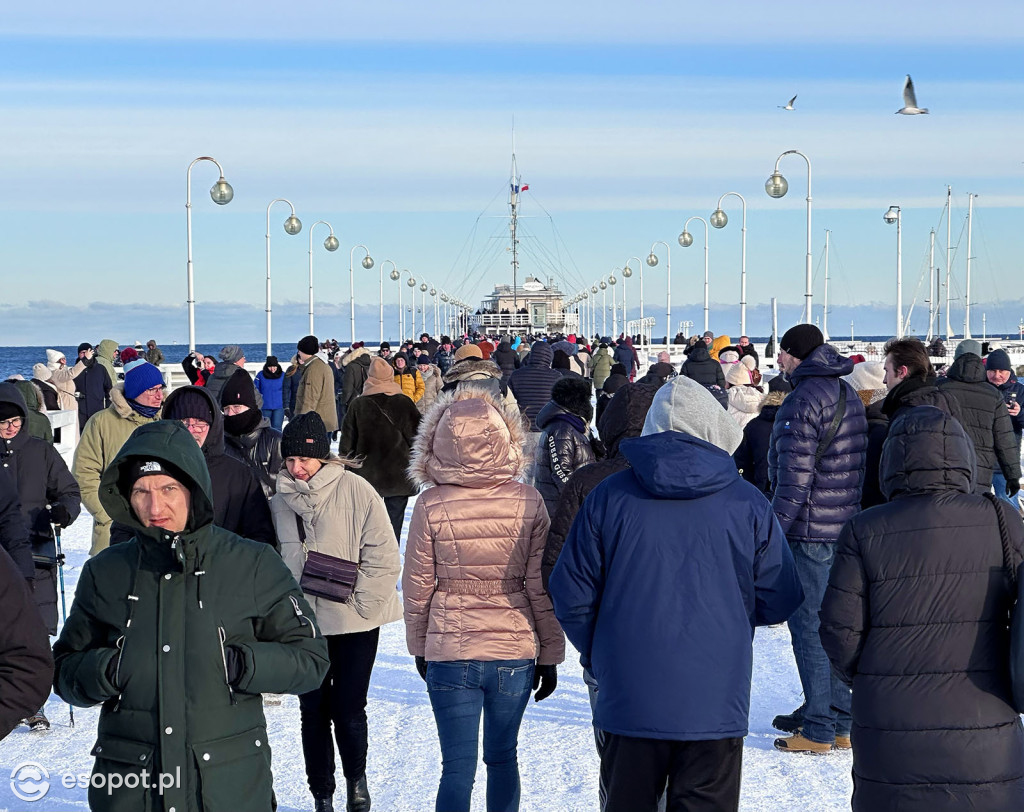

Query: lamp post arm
(307, 220), (334, 335)
(349, 244), (371, 345)
(185, 157), (228, 353)
(651, 240), (672, 344)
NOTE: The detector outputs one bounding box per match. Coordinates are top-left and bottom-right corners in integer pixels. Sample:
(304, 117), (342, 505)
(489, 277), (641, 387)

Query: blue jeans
(992, 469), (1021, 511)
(786, 541), (852, 744)
(262, 407), (284, 431)
(427, 659), (534, 812)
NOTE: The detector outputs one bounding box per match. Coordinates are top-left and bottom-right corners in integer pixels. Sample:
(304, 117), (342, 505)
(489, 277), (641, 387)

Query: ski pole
(53, 521), (74, 728)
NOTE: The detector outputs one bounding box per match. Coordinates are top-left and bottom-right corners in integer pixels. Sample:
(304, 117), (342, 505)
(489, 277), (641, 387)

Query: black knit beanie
(297, 335), (319, 356)
(220, 369), (259, 410)
(281, 412), (330, 460)
(780, 324), (824, 360)
(164, 388), (214, 422)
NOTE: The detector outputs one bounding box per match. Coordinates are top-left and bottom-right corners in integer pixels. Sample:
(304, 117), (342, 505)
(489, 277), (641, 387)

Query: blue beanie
(124, 362), (164, 400)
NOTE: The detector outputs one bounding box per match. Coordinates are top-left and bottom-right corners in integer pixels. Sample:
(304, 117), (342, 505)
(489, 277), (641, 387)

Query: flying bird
(896, 75), (929, 114)
(779, 94), (797, 111)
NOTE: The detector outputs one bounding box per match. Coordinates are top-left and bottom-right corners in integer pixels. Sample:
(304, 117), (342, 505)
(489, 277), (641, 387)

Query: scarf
(129, 399), (160, 419)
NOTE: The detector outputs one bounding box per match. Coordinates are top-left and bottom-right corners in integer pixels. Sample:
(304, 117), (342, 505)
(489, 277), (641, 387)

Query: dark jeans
(786, 541), (852, 744)
(382, 495), (408, 544)
(298, 628), (380, 798)
(261, 407), (284, 431)
(427, 659), (534, 812)
(601, 734), (743, 812)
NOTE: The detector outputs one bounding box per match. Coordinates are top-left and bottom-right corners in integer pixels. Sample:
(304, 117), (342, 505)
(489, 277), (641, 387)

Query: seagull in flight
(779, 94), (797, 111)
(896, 75), (929, 114)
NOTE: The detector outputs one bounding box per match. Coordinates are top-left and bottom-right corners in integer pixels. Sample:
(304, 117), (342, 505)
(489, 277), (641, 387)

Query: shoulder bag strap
(814, 381), (847, 469)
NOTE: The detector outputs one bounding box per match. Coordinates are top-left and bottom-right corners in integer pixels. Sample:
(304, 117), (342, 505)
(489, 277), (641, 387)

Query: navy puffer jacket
(768, 344), (867, 543)
(820, 407), (1024, 811)
(679, 342), (726, 388)
(508, 343), (564, 431)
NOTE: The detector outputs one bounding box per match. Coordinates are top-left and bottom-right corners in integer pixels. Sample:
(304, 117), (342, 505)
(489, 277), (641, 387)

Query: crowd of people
(1, 324), (1024, 812)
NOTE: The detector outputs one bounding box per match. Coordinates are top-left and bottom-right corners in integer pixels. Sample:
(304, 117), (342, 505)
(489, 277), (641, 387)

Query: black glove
(224, 645), (245, 686)
(415, 655), (428, 682)
(533, 664), (557, 702)
(1008, 479), (1020, 498)
(48, 503), (72, 528)
(284, 408), (293, 421)
(105, 650), (121, 690)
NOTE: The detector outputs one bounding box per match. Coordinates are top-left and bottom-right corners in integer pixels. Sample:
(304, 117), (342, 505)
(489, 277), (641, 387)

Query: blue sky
(2, 1), (1023, 344)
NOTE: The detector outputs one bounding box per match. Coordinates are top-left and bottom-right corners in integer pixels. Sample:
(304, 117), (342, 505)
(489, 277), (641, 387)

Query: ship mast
(509, 134), (520, 313)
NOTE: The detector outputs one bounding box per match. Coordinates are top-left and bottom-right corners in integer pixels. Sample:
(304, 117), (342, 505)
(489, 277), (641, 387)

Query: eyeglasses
(179, 418), (210, 430)
(0, 417), (24, 430)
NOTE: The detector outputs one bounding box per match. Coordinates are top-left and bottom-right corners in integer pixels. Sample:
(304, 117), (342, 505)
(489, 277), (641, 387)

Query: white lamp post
(625, 257), (643, 344)
(349, 245), (374, 344)
(378, 260), (396, 344)
(884, 205), (903, 337)
(710, 192), (747, 335)
(679, 216), (710, 333)
(646, 241), (672, 343)
(265, 198), (302, 355)
(185, 157), (233, 351)
(307, 221), (338, 335)
(766, 150), (813, 324)
(608, 273), (618, 337)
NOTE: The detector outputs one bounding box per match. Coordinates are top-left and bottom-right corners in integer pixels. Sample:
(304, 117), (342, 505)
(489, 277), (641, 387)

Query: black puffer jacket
(492, 341), (520, 387)
(881, 374), (961, 423)
(859, 396), (890, 510)
(0, 472), (33, 581)
(339, 347), (372, 427)
(679, 342), (726, 388)
(541, 383), (658, 587)
(820, 406), (1024, 811)
(159, 386), (277, 548)
(508, 343), (564, 431)
(768, 343), (868, 543)
(339, 392), (421, 498)
(74, 357), (112, 430)
(533, 401), (596, 519)
(938, 353), (1021, 491)
(0, 541), (53, 741)
(0, 383), (81, 632)
(733, 390), (783, 495)
(225, 418), (283, 500)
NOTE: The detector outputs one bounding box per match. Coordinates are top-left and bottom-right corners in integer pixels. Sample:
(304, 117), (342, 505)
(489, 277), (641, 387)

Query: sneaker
(834, 735), (852, 750)
(773, 733), (832, 754)
(24, 710), (50, 731)
(771, 707), (805, 734)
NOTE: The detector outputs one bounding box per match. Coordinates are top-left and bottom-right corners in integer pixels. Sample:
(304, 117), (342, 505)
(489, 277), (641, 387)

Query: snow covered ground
(0, 501), (854, 811)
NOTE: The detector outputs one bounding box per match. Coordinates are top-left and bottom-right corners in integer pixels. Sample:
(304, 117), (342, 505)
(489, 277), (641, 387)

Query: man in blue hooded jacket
(768, 323), (868, 753)
(549, 375), (802, 812)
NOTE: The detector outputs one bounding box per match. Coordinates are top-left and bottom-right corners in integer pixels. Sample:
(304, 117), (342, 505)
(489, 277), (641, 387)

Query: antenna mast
(510, 126), (520, 313)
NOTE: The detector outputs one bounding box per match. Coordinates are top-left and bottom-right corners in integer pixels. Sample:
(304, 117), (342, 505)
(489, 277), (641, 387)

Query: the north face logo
(140, 461), (163, 473)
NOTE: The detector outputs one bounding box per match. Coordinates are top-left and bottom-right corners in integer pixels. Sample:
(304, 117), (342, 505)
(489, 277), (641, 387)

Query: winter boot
(346, 775), (371, 812)
(24, 710), (50, 731)
(771, 705), (805, 734)
(833, 735), (852, 750)
(313, 796), (334, 812)
(773, 733), (832, 754)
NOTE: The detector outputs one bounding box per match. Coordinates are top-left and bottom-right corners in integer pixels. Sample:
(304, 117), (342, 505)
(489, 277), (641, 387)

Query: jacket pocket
(89, 734), (156, 812)
(192, 726), (273, 812)
(217, 626), (237, 704)
(497, 663), (535, 697)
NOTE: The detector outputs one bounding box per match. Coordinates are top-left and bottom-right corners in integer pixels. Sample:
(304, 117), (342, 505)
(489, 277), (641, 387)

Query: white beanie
(843, 360), (885, 393)
(740, 355), (757, 372)
(32, 363), (52, 382)
(46, 349), (66, 371)
(642, 375), (743, 454)
(726, 363), (752, 387)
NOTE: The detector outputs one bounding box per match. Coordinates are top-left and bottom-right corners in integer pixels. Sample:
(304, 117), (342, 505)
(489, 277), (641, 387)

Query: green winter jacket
(95, 339), (120, 388)
(9, 380), (53, 444)
(590, 347), (613, 391)
(53, 421), (329, 812)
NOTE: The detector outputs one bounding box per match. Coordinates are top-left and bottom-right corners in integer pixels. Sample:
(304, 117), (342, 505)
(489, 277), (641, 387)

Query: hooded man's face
(130, 473), (190, 533)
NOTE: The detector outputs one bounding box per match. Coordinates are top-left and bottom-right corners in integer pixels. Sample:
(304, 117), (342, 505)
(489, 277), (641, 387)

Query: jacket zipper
(289, 595), (317, 638)
(217, 626), (237, 705)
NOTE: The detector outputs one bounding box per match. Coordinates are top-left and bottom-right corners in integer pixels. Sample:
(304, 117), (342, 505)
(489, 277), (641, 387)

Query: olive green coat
(295, 355), (338, 433)
(53, 421), (329, 812)
(73, 384), (162, 555)
(95, 339), (120, 389)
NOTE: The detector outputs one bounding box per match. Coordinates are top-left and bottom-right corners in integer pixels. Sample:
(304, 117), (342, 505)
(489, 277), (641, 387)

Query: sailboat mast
(945, 185), (952, 340)
(927, 229), (935, 342)
(822, 230), (830, 342)
(510, 148), (520, 313)
(965, 193), (975, 339)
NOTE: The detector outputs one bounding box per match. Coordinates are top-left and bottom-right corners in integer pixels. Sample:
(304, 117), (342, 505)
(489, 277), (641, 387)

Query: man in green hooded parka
(53, 420), (329, 811)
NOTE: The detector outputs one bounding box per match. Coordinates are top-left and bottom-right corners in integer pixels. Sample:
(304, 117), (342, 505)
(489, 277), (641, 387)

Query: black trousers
(298, 628), (380, 798)
(382, 495), (408, 544)
(602, 734), (743, 812)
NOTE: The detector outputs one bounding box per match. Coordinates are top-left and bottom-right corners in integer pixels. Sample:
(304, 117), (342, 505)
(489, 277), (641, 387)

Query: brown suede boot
(834, 735), (852, 750)
(773, 733), (832, 754)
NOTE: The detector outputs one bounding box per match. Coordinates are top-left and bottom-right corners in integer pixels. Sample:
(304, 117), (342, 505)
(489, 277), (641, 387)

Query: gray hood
(641, 375), (742, 454)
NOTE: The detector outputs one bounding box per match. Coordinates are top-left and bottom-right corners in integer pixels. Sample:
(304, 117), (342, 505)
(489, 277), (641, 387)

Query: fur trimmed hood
(408, 387), (528, 488)
(760, 390), (787, 409)
(341, 346), (371, 367)
(442, 357), (502, 385)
